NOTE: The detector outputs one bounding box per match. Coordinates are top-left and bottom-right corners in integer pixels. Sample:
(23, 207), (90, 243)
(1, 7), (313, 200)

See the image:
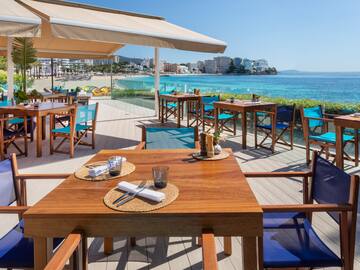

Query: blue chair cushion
(204, 104), (214, 112)
(0, 220), (63, 268)
(264, 212), (306, 228)
(7, 118), (24, 125)
(166, 102), (177, 108)
(204, 113), (235, 120)
(264, 217), (342, 268)
(344, 128), (360, 134)
(256, 111), (268, 117)
(309, 132), (353, 144)
(257, 122), (289, 130)
(3, 129), (17, 139)
(52, 124), (90, 134)
(146, 128), (195, 149)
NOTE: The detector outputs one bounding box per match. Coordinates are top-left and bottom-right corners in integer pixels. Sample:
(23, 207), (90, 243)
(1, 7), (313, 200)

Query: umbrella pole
(7, 37), (14, 100)
(51, 58), (54, 90)
(154, 47), (160, 117)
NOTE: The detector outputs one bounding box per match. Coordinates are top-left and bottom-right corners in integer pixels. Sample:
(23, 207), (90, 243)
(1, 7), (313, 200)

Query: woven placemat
(103, 181), (179, 212)
(75, 161), (136, 181)
(192, 151), (230, 161)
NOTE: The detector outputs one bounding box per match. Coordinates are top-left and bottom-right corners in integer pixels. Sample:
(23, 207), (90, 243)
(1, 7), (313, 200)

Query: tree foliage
(12, 38), (37, 92)
(0, 57), (6, 70)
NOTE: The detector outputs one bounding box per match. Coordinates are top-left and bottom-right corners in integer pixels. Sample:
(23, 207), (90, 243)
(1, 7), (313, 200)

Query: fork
(112, 180), (147, 205)
(116, 184), (147, 207)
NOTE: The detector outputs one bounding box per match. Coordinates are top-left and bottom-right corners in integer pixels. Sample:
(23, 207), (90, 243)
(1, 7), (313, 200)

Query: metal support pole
(7, 37), (14, 99)
(110, 58), (113, 95)
(51, 58), (54, 90)
(154, 48), (160, 117)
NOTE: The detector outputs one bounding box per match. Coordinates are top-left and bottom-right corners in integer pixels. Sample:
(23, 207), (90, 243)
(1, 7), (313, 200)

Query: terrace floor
(1, 97), (359, 270)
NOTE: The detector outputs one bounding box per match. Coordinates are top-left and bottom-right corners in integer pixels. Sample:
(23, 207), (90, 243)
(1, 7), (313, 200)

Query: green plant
(14, 90), (28, 104)
(12, 37), (37, 92)
(0, 70), (7, 85)
(0, 57), (6, 70)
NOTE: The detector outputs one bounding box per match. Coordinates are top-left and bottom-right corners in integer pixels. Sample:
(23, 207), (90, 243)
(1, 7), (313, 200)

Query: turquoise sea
(116, 72), (360, 104)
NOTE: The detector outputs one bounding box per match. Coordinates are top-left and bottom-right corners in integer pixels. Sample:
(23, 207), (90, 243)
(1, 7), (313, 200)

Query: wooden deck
(1, 97), (359, 270)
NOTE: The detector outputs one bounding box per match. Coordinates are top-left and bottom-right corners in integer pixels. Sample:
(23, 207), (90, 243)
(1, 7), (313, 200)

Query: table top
(24, 148), (260, 216)
(334, 114), (360, 128)
(0, 102), (74, 114)
(159, 93), (202, 101)
(214, 100), (276, 111)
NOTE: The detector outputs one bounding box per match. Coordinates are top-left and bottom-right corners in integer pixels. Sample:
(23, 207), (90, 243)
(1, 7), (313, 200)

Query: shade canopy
(0, 0), (41, 37)
(19, 0), (227, 53)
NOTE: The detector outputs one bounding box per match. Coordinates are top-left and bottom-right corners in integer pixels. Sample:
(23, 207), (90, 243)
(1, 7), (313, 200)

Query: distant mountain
(117, 56), (143, 65)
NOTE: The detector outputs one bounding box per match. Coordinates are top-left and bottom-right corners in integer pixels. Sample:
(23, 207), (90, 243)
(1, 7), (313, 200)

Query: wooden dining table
(213, 100), (276, 149)
(159, 94), (202, 127)
(0, 102), (75, 157)
(23, 149), (263, 270)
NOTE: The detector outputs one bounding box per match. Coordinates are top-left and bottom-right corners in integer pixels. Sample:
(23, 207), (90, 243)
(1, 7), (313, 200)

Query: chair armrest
(135, 142), (146, 150)
(0, 206), (30, 213)
(16, 173), (71, 180)
(44, 231), (83, 270)
(195, 141), (200, 149)
(244, 171), (312, 178)
(262, 203), (352, 213)
(254, 110), (275, 115)
(202, 229), (218, 270)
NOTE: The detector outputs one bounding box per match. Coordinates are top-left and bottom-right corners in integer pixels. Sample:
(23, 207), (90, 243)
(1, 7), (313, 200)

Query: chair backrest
(303, 106), (324, 128)
(145, 127), (196, 149)
(311, 153), (355, 223)
(0, 159), (17, 206)
(201, 95), (220, 104)
(276, 105), (295, 123)
(75, 104), (97, 124)
(0, 100), (11, 107)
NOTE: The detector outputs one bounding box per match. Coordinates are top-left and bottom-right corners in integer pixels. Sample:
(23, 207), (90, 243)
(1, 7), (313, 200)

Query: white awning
(0, 0), (41, 37)
(19, 0), (227, 53)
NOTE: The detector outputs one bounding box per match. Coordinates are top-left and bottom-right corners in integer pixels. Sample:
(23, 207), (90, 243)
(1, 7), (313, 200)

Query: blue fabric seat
(146, 127), (195, 149)
(52, 124), (90, 134)
(264, 219), (342, 268)
(0, 220), (63, 269)
(166, 102), (177, 108)
(257, 122), (289, 130)
(263, 212), (305, 228)
(309, 132), (353, 144)
(344, 128), (360, 134)
(201, 96), (219, 112)
(204, 113), (235, 120)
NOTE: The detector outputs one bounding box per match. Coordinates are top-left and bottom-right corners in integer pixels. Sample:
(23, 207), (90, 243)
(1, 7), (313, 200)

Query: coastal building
(163, 62), (178, 73)
(214, 56), (232, 73)
(187, 63), (198, 73)
(204, 59), (217, 73)
(254, 59), (269, 72)
(177, 65), (190, 74)
(197, 61), (205, 72)
(233, 57), (242, 68)
(242, 58), (254, 71)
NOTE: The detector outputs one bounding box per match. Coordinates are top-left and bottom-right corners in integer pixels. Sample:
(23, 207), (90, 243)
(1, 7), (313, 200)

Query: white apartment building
(204, 59), (217, 73)
(214, 56), (232, 73)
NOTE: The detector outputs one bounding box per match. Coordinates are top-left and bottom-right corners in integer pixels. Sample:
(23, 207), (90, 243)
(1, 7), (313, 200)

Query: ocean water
(116, 72), (360, 103)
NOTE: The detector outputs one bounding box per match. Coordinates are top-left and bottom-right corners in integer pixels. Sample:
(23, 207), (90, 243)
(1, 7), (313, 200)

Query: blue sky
(74, 0), (360, 72)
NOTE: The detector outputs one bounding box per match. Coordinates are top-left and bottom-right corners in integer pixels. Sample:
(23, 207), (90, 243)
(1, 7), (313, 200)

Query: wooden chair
(254, 104), (296, 153)
(300, 105), (358, 165)
(217, 152), (359, 270)
(157, 91), (183, 121)
(44, 231), (85, 270)
(0, 112), (28, 160)
(50, 103), (98, 158)
(201, 96), (237, 135)
(0, 154), (73, 269)
(136, 126), (199, 150)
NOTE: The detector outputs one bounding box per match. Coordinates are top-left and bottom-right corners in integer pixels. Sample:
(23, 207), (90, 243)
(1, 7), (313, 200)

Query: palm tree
(12, 37), (37, 92)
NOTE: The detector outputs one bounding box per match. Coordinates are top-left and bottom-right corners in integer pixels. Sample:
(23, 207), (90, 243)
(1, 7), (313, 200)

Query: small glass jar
(108, 156), (121, 176)
(152, 166), (169, 189)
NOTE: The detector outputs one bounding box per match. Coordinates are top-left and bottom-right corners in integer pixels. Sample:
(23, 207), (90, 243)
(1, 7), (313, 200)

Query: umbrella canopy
(19, 0), (227, 53)
(0, 0), (41, 37)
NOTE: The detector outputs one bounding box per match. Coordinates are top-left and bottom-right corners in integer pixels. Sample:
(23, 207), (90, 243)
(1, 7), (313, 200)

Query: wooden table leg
(241, 112), (247, 149)
(34, 237), (47, 270)
(336, 125), (344, 169)
(177, 100), (181, 128)
(104, 237), (113, 255)
(271, 113), (276, 153)
(224, 236), (232, 256)
(242, 237), (259, 270)
(41, 116), (46, 140)
(36, 113), (42, 157)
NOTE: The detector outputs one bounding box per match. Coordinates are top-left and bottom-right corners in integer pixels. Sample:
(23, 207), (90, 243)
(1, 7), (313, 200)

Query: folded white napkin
(117, 181), (165, 203)
(88, 165), (108, 177)
(88, 156), (127, 177)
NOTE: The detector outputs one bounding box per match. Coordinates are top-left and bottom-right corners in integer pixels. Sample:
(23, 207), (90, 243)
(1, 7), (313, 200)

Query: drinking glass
(108, 156), (122, 176)
(152, 166), (169, 188)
